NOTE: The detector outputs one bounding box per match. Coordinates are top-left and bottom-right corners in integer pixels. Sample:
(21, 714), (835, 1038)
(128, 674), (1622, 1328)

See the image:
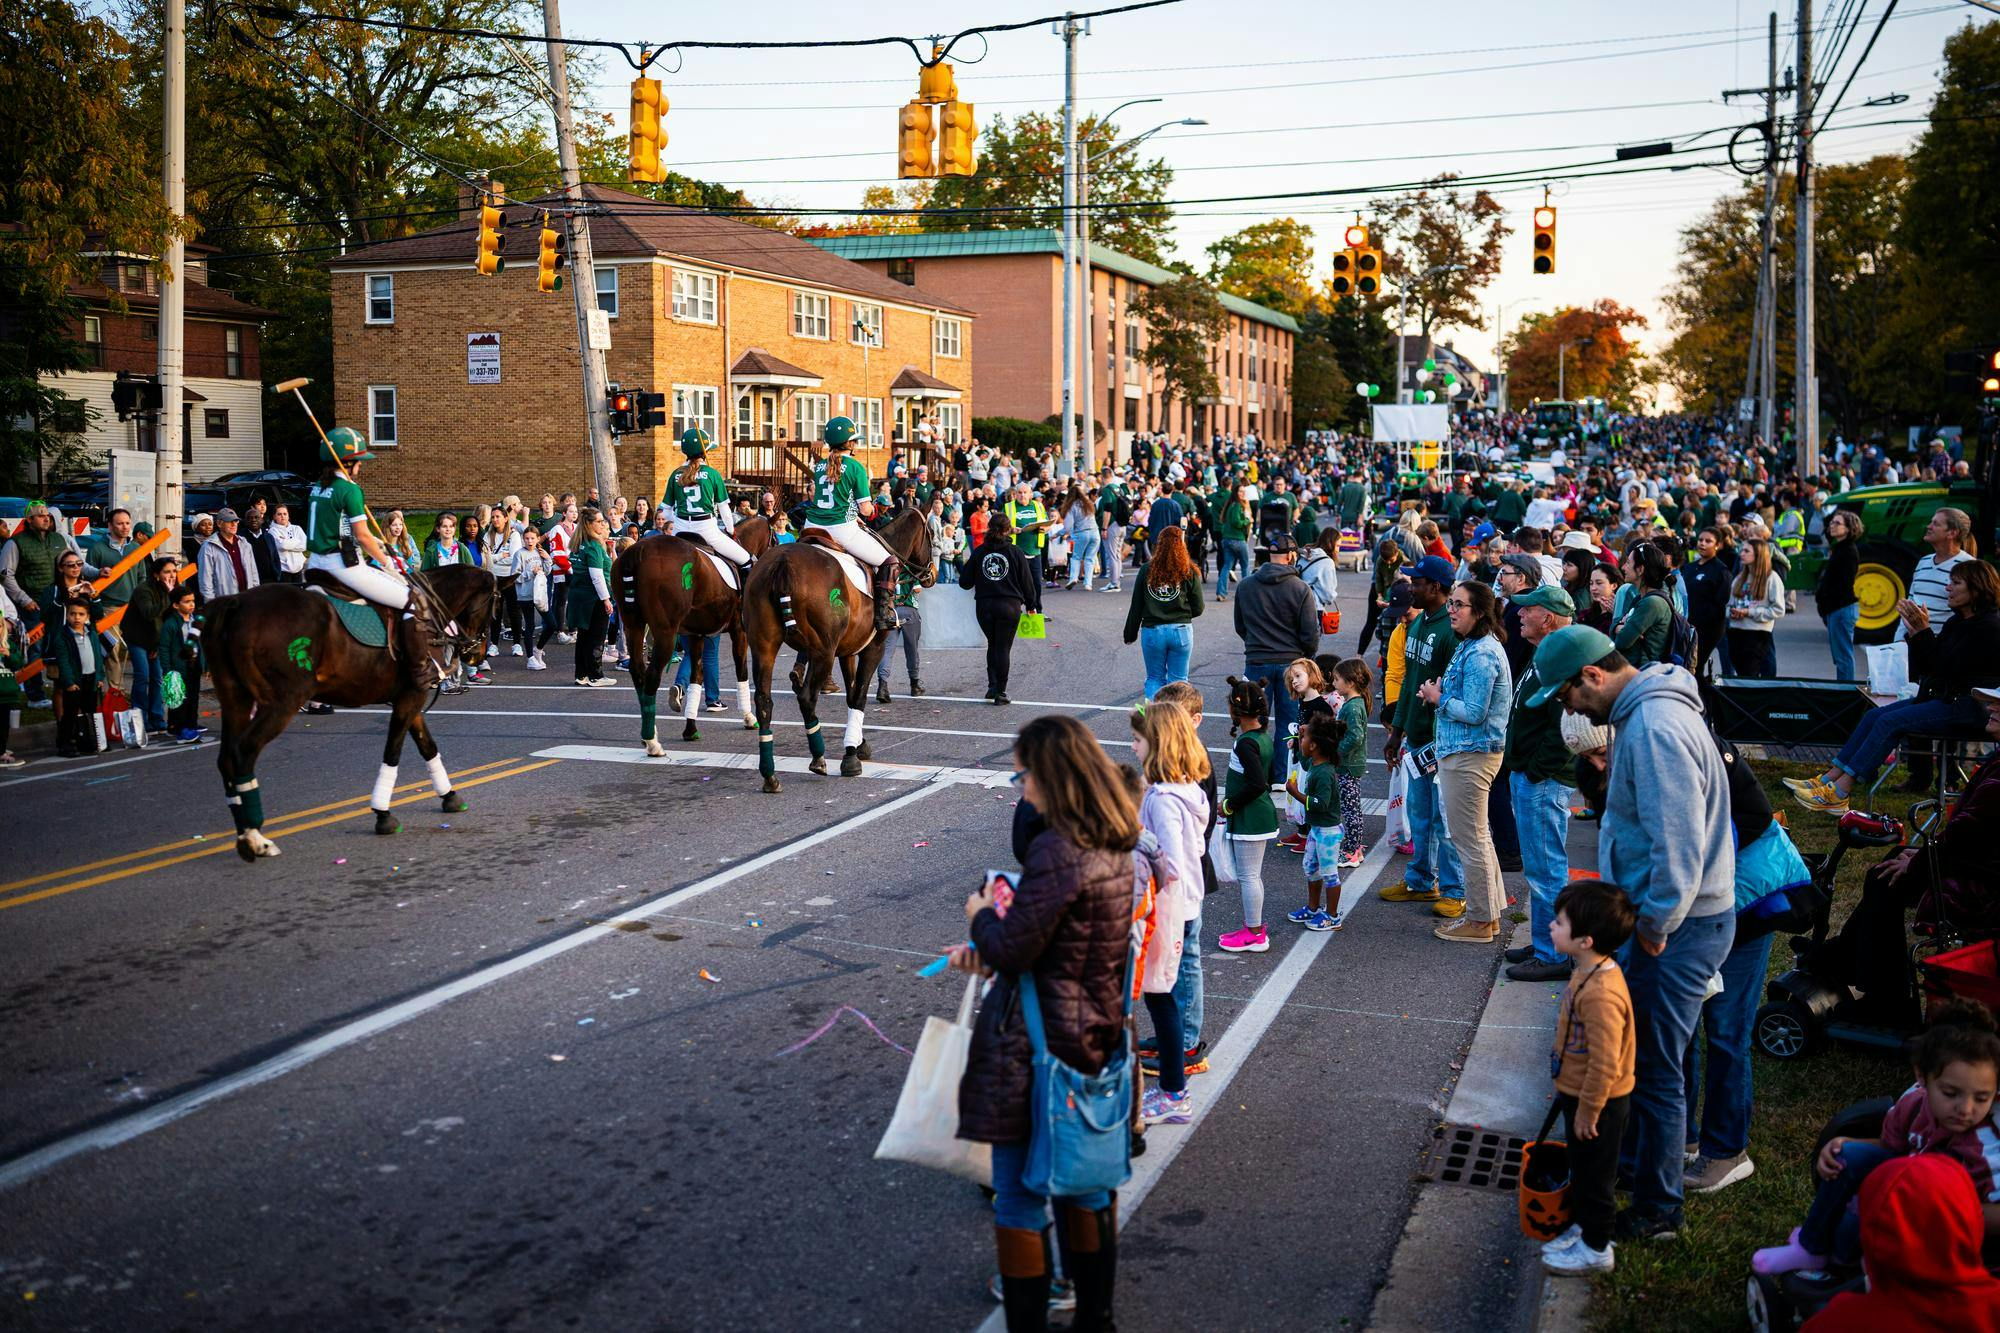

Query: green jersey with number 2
(805, 455), (870, 525)
(666, 465), (727, 522)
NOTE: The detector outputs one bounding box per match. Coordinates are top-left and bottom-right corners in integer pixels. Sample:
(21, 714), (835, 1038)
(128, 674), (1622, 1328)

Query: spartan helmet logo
(980, 552), (1009, 582)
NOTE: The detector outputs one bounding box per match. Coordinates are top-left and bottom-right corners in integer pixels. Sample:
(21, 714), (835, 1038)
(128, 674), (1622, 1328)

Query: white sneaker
(1542, 1239), (1613, 1275)
(511, 643), (524, 656)
(525, 654), (547, 671)
(557, 631), (576, 644)
(1541, 1224), (1583, 1256)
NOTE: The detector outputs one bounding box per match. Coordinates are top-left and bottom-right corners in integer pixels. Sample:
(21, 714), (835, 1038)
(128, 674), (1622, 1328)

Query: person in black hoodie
(1817, 511), (1863, 682)
(1231, 532), (1320, 741)
(959, 512), (1041, 705)
(1680, 526), (1734, 675)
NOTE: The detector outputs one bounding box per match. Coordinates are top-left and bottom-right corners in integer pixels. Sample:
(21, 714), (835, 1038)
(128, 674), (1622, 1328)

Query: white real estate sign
(108, 448), (156, 529)
(467, 332), (501, 384)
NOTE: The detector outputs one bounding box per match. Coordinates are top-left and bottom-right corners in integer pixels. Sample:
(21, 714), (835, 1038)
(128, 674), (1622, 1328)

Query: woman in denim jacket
(1419, 579), (1514, 943)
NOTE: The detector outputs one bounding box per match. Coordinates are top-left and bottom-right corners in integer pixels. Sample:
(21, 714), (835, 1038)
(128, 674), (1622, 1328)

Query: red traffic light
(1534, 207), (1556, 228)
(1343, 224), (1368, 248)
(612, 393), (632, 413)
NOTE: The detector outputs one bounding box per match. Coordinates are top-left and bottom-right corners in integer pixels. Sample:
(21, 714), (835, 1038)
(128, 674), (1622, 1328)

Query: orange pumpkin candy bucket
(1518, 1101), (1572, 1241)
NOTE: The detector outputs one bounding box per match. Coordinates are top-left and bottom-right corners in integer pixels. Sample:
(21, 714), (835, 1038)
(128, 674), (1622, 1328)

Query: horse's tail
(199, 593), (242, 662)
(769, 550), (800, 635)
(612, 543), (644, 622)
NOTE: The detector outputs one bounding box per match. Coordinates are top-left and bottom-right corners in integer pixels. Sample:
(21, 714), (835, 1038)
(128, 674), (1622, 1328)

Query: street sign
(1737, 397), (1756, 422)
(467, 332), (501, 384)
(586, 308), (612, 352)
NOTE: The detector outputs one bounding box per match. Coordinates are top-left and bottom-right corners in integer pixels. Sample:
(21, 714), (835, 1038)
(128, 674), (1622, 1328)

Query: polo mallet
(274, 376), (392, 553)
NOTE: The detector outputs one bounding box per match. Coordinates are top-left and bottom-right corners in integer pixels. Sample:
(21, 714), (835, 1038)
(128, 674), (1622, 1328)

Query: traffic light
(635, 390), (669, 430)
(608, 387), (636, 436)
(898, 100), (936, 179)
(1533, 205), (1557, 275)
(938, 101), (977, 177)
(629, 76), (666, 184)
(1331, 224), (1366, 299)
(536, 215), (563, 293)
(1986, 349), (2000, 397)
(474, 191), (504, 276)
(917, 48), (957, 104)
(1355, 245), (1383, 297)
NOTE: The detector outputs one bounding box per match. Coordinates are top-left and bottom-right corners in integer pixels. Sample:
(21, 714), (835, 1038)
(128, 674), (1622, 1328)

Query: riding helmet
(322, 426), (374, 465)
(823, 416), (857, 450)
(680, 426), (712, 458)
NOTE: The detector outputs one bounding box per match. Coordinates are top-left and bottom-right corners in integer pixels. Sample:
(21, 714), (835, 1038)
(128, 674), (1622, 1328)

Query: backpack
(1646, 587), (1700, 671)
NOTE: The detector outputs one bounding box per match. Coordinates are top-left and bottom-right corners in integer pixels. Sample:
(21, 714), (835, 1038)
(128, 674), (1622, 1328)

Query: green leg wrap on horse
(759, 734), (775, 777)
(805, 720), (826, 760)
(238, 780), (265, 829)
(639, 693), (658, 742)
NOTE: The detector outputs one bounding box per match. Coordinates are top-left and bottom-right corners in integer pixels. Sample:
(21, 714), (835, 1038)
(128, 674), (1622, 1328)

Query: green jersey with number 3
(666, 464), (727, 522)
(805, 455), (870, 525)
(306, 476), (368, 556)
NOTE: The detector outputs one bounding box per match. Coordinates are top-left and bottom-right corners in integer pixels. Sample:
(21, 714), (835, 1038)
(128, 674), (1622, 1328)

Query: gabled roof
(811, 229), (1301, 334)
(330, 184), (973, 315)
(889, 365), (961, 396)
(66, 280), (278, 321)
(730, 348), (822, 386)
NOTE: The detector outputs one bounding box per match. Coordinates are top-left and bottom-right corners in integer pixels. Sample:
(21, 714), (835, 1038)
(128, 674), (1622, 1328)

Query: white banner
(467, 332), (501, 384)
(1371, 404), (1450, 443)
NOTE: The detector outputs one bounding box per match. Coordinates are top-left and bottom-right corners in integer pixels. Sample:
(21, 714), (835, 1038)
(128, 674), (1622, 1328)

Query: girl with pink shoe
(1218, 676), (1279, 955)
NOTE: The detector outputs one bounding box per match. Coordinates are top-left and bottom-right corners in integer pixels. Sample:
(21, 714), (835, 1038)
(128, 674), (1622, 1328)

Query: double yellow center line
(0, 756), (560, 912)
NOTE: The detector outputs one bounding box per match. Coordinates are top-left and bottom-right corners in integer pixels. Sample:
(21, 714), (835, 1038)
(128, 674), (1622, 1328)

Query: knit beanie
(1560, 709), (1613, 755)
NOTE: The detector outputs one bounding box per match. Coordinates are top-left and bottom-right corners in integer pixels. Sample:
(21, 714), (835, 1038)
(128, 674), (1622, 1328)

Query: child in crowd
(1541, 879), (1638, 1276)
(514, 526), (552, 671)
(160, 584), (205, 743)
(1799, 1154), (2000, 1331)
(1283, 713), (1345, 930)
(1278, 657), (1332, 854)
(1754, 999), (2000, 1276)
(51, 598), (103, 757)
(0, 613), (26, 767)
(1379, 581), (1416, 855)
(1332, 658), (1373, 868)
(1150, 681), (1214, 1074)
(1218, 676), (1278, 954)
(1129, 702), (1211, 1125)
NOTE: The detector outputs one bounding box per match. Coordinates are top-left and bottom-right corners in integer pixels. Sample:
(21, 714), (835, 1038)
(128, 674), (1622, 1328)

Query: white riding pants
(803, 520), (891, 569)
(675, 516), (750, 566)
(308, 551), (409, 609)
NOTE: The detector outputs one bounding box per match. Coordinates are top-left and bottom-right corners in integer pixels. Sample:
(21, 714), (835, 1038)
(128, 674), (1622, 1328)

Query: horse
(200, 564), (500, 861)
(741, 508), (935, 793)
(612, 516), (771, 754)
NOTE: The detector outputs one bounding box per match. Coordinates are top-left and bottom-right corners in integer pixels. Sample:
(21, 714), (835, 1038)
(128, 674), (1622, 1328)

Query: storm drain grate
(1417, 1122), (1527, 1192)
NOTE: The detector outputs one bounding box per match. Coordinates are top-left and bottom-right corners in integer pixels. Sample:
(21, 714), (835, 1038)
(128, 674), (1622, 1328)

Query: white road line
(0, 781), (952, 1195)
(533, 743), (1014, 787)
(969, 840), (1397, 1333)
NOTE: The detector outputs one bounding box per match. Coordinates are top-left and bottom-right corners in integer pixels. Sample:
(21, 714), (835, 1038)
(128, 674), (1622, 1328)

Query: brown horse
(201, 564), (500, 861)
(612, 516), (771, 754)
(741, 509), (935, 792)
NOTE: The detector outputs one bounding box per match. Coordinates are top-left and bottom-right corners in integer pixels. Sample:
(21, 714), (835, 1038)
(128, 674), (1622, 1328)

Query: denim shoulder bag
(1017, 949), (1135, 1198)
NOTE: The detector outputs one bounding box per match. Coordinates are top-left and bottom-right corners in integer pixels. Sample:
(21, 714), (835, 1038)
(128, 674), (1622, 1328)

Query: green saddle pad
(329, 595), (392, 648)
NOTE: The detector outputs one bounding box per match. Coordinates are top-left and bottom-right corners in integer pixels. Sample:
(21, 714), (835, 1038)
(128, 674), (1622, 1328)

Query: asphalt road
(0, 556), (1840, 1331)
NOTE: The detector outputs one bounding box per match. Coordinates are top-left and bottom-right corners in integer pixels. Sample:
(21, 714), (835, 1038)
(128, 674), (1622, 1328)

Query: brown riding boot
(995, 1225), (1052, 1333)
(400, 609), (444, 691)
(1056, 1199), (1118, 1333)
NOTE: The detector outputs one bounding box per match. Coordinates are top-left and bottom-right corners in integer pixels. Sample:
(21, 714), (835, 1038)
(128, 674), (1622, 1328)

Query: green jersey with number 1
(306, 476), (368, 556)
(805, 454), (870, 525)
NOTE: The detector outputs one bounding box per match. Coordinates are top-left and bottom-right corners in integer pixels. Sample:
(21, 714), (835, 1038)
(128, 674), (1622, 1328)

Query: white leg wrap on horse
(738, 683), (756, 722)
(684, 683), (703, 719)
(843, 710), (865, 749)
(426, 753), (452, 796)
(372, 763), (399, 810)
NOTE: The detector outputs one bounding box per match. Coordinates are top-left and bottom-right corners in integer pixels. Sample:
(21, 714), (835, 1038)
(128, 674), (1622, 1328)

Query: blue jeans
(1510, 772), (1572, 963)
(1245, 660), (1299, 749)
(128, 644), (167, 731)
(1404, 765), (1464, 899)
(1824, 602), (1860, 682)
(1831, 694), (1985, 786)
(1619, 909), (1737, 1213)
(1800, 1140), (1892, 1263)
(1217, 540), (1252, 597)
(1068, 528), (1100, 585)
(1171, 911), (1204, 1049)
(1140, 623), (1192, 700)
(1682, 931), (1775, 1159)
(674, 633), (721, 692)
(991, 1139), (1112, 1231)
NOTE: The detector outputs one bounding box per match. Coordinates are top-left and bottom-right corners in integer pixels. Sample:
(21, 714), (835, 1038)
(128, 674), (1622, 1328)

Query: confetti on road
(334, 858), (347, 865)
(698, 968), (721, 983)
(913, 840), (929, 848)
(578, 1017), (595, 1026)
(548, 1054), (567, 1062)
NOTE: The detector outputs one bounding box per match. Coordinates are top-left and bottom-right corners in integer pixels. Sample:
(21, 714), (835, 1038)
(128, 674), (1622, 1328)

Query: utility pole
(1794, 0), (1818, 480)
(1078, 136), (1096, 475)
(154, 0), (185, 532)
(1056, 15), (1082, 477)
(543, 0), (618, 502)
(1722, 13), (1790, 453)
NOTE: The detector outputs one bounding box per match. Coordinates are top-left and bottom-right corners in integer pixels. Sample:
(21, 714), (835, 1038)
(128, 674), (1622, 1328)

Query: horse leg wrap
(235, 777), (264, 829)
(639, 693), (658, 742)
(759, 734), (776, 776)
(372, 762), (399, 813)
(843, 710), (865, 750)
(805, 720), (826, 760)
(224, 776), (248, 833)
(738, 684), (756, 725)
(683, 683), (703, 720)
(426, 753), (452, 797)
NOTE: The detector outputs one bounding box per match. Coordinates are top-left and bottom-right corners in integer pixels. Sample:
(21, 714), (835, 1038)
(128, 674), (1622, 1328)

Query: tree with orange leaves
(1501, 301), (1652, 408)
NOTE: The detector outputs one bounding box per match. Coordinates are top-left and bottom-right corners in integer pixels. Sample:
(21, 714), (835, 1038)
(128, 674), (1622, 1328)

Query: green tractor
(1787, 473), (1994, 645)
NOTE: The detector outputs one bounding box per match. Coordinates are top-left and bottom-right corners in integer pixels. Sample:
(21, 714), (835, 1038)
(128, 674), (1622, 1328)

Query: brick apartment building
(328, 184), (974, 508)
(43, 245), (274, 480)
(812, 230), (1296, 462)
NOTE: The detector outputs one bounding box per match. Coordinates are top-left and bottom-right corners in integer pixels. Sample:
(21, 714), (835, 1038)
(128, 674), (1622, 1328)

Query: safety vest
(1774, 508), (1806, 555)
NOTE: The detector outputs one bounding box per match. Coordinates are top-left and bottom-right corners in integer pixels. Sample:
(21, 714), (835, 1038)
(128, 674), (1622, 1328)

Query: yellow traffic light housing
(536, 215), (562, 293)
(918, 46), (957, 104)
(474, 191), (504, 276)
(1355, 246), (1382, 297)
(898, 100), (936, 179)
(1533, 205), (1557, 275)
(629, 76), (666, 184)
(938, 101), (977, 177)
(1330, 250), (1356, 298)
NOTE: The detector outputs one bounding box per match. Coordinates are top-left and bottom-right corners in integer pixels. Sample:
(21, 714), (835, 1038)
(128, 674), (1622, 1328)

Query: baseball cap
(1409, 554), (1457, 586)
(1523, 625), (1617, 707)
(214, 507), (241, 523)
(1385, 579), (1414, 617)
(1469, 522), (1498, 547)
(1266, 531), (1298, 553)
(1511, 584), (1575, 617)
(1973, 686), (2000, 706)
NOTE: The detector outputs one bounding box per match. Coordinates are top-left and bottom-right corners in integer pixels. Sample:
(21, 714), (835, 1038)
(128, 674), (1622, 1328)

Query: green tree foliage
(1134, 274), (1228, 423)
(1205, 218), (1317, 317)
(920, 111), (1174, 264)
(1369, 175), (1510, 337)
(0, 0), (178, 489)
(1502, 301), (1650, 407)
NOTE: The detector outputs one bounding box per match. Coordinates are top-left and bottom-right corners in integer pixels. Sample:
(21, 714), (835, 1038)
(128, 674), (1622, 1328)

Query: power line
(1817, 0), (1903, 130)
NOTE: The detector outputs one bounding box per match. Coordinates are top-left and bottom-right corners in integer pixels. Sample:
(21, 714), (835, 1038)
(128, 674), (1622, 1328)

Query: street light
(1394, 263), (1466, 405)
(1074, 107), (1206, 473)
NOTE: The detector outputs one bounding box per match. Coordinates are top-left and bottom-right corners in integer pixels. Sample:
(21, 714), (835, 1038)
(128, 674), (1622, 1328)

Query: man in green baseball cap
(1504, 584), (1581, 982)
(1521, 625), (1616, 712)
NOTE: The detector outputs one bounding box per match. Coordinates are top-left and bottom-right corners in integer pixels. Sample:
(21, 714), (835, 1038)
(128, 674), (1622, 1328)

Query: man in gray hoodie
(1526, 626), (1735, 1243)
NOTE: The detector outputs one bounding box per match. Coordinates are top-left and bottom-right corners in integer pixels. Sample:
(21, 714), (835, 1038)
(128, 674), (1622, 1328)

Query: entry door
(757, 391), (778, 438)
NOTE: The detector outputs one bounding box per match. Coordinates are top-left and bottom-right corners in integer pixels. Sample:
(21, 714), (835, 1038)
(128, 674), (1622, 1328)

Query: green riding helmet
(321, 426), (374, 466)
(680, 426), (712, 458)
(823, 415), (857, 450)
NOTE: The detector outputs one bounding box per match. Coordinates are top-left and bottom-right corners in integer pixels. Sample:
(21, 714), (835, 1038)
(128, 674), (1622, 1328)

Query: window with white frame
(224, 326), (243, 378)
(672, 385), (719, 443)
(735, 389), (753, 440)
(936, 402), (962, 446)
(794, 392), (830, 444)
(1123, 312), (1142, 377)
(791, 290), (830, 339)
(671, 268), (716, 323)
(594, 267), (618, 318)
(365, 274), (394, 323)
(849, 301), (883, 347)
(852, 397), (884, 448)
(933, 316), (962, 358)
(368, 385), (398, 445)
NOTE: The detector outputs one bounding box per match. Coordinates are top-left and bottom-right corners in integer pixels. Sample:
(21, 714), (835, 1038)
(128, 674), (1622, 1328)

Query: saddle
(676, 532), (741, 591)
(304, 571), (394, 649)
(793, 531), (870, 603)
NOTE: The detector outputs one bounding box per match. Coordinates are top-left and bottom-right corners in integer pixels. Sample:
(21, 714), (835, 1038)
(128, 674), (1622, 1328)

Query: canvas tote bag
(874, 975), (993, 1185)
